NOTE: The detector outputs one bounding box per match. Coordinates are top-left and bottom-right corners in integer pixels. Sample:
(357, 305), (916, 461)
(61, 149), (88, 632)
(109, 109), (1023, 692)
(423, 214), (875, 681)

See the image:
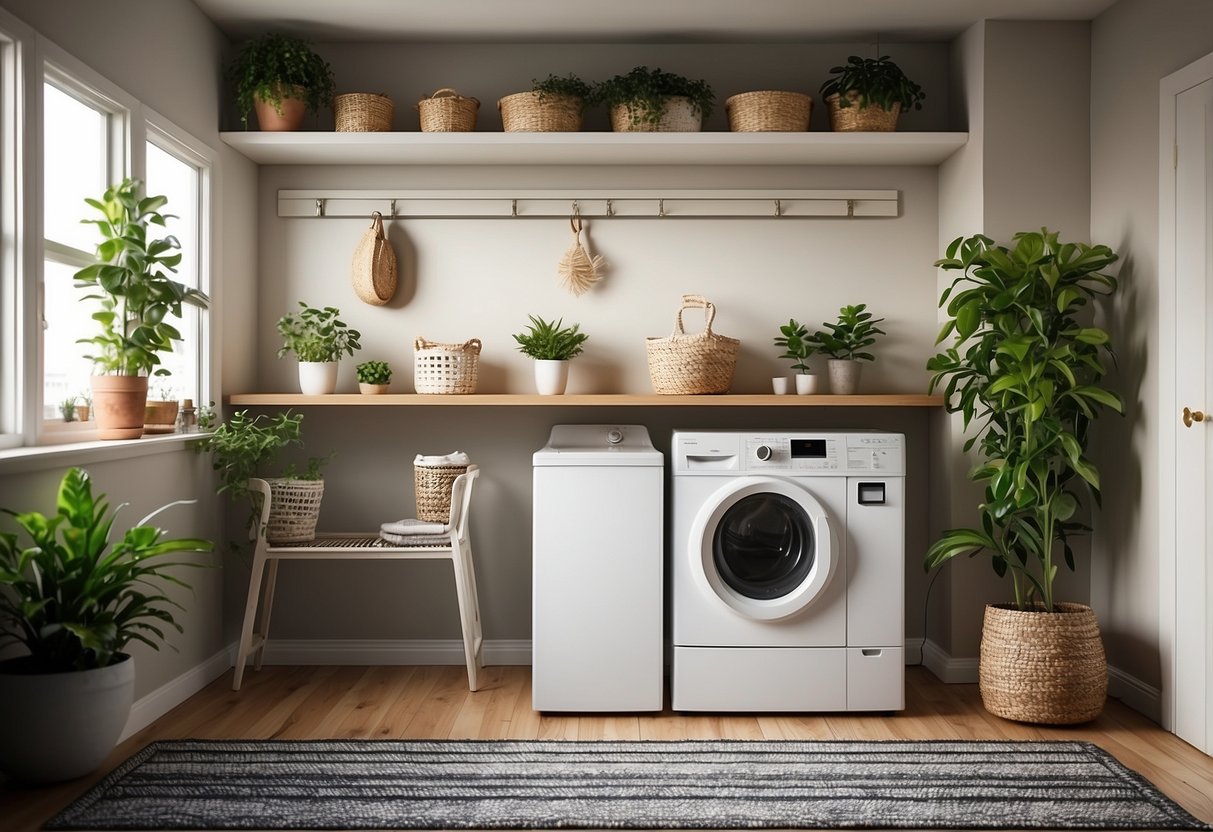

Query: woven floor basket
(826, 93), (901, 132)
(264, 478), (325, 544)
(646, 294), (739, 394)
(415, 463), (467, 522)
(725, 90), (813, 132)
(334, 93), (394, 132)
(979, 603), (1108, 724)
(414, 337), (481, 394)
(498, 91), (582, 132)
(610, 97), (702, 132)
(417, 88), (479, 132)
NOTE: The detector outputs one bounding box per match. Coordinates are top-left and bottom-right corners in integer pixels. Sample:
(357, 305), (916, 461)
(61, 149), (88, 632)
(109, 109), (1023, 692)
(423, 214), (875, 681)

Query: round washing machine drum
(689, 476), (835, 621)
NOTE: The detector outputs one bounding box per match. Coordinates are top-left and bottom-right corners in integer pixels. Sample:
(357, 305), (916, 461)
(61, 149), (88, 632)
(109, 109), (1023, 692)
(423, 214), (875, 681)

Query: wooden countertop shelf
(226, 393), (944, 407)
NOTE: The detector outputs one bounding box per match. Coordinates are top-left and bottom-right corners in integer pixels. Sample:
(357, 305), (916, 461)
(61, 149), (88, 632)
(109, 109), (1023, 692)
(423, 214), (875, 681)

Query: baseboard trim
(261, 638), (533, 666)
(1108, 665), (1162, 724)
(120, 644), (235, 742)
(921, 638), (979, 683)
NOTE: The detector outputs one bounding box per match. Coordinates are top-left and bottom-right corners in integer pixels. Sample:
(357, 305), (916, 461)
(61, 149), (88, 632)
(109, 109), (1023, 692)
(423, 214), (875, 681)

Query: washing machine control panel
(675, 431), (904, 475)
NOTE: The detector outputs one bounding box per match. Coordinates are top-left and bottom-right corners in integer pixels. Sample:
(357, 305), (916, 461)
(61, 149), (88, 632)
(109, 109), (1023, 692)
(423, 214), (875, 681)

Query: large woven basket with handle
(414, 337), (481, 394)
(417, 88), (479, 132)
(645, 294), (739, 394)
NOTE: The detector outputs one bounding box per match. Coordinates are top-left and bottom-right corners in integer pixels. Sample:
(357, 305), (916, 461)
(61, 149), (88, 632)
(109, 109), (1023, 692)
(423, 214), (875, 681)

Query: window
(0, 18), (24, 450)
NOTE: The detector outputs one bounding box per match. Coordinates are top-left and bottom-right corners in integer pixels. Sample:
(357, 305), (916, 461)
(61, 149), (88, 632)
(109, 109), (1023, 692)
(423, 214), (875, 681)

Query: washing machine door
(688, 476), (835, 621)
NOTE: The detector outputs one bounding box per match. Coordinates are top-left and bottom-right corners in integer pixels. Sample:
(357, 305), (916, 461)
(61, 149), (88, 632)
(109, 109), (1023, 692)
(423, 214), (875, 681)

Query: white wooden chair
(232, 465), (483, 692)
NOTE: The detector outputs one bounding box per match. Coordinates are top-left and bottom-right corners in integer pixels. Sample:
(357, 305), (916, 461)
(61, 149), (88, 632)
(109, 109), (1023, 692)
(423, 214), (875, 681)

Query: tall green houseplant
(925, 229), (1123, 612)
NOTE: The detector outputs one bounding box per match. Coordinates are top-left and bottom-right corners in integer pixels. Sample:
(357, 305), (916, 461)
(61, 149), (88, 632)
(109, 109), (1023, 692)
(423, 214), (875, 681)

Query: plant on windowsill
(355, 360), (392, 394)
(58, 396), (78, 422)
(498, 73), (593, 132)
(925, 229), (1122, 725)
(819, 54), (925, 132)
(0, 467), (210, 783)
(773, 319), (822, 395)
(75, 178), (210, 440)
(592, 66), (715, 132)
(229, 32), (335, 131)
(75, 392), (91, 422)
(276, 302), (362, 395)
(513, 315), (589, 395)
(811, 304), (885, 394)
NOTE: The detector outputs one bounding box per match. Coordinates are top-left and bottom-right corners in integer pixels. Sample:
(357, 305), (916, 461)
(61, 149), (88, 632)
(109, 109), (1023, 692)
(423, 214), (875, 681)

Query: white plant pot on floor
(828, 359), (862, 395)
(298, 361), (338, 395)
(795, 373), (822, 395)
(534, 360), (569, 395)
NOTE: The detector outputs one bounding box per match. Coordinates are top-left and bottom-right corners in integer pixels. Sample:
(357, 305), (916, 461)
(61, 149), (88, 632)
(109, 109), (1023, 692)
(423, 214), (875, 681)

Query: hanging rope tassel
(557, 216), (606, 296)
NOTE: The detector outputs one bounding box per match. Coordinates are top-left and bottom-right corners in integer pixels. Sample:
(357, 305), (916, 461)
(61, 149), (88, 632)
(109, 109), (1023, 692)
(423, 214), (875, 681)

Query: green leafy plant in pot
(773, 319), (822, 394)
(593, 66), (715, 132)
(75, 178), (210, 440)
(819, 55), (925, 132)
(513, 315), (589, 396)
(229, 32), (336, 131)
(355, 360), (392, 394)
(277, 302), (362, 395)
(812, 304), (885, 394)
(499, 73), (592, 132)
(0, 467), (211, 783)
(925, 229), (1122, 725)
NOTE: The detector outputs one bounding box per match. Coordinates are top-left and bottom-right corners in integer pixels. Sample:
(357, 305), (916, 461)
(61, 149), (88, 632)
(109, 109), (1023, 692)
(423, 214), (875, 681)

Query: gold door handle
(1183, 407), (1206, 427)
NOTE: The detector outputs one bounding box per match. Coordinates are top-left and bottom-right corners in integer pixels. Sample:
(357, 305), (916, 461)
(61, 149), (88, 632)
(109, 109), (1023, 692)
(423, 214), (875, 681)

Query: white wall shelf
(220, 131), (968, 167)
(227, 394), (944, 407)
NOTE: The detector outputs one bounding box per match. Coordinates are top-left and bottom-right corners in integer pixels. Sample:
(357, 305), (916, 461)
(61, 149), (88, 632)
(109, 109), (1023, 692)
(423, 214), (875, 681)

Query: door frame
(1158, 50), (1213, 736)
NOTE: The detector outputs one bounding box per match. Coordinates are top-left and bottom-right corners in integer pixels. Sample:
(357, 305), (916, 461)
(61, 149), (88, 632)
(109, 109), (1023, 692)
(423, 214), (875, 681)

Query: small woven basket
(417, 88), (479, 132)
(414, 337), (481, 394)
(610, 97), (702, 132)
(498, 91), (583, 132)
(334, 93), (394, 132)
(826, 92), (901, 132)
(264, 478), (325, 543)
(415, 462), (467, 522)
(979, 603), (1108, 725)
(725, 90), (812, 132)
(645, 294), (739, 394)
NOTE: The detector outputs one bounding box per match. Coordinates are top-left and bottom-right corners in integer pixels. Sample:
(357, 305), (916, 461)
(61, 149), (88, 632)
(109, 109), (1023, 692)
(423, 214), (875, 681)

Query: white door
(1162, 56), (1213, 755)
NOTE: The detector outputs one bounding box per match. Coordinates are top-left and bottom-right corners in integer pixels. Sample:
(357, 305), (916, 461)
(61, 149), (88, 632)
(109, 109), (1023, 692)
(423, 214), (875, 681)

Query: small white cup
(772, 377), (789, 395)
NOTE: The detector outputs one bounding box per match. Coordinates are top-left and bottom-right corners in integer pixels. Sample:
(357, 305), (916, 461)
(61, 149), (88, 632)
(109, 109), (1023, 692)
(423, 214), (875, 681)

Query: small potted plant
(276, 302), (362, 395)
(498, 73), (592, 132)
(0, 467), (210, 783)
(593, 66), (715, 132)
(229, 32), (336, 131)
(144, 381), (180, 433)
(773, 319), (822, 395)
(356, 360), (392, 394)
(75, 392), (91, 422)
(819, 55), (925, 132)
(512, 315), (589, 395)
(812, 304), (885, 394)
(58, 396), (78, 422)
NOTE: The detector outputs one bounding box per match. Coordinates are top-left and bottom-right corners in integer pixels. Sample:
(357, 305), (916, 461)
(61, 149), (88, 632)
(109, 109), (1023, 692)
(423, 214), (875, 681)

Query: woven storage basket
(498, 91), (583, 132)
(826, 92), (901, 132)
(264, 478), (325, 543)
(610, 97), (702, 132)
(350, 212), (397, 305)
(417, 88), (479, 132)
(334, 93), (394, 132)
(414, 337), (481, 394)
(645, 294), (740, 394)
(415, 462), (467, 522)
(979, 603), (1108, 724)
(725, 90), (813, 132)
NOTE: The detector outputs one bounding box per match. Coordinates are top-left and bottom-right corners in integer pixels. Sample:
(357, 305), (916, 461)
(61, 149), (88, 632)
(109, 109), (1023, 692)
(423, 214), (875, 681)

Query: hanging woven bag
(350, 211), (397, 305)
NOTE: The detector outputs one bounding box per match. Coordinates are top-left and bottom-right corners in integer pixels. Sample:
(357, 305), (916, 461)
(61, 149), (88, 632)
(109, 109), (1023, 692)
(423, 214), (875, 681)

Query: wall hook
(658, 198), (666, 218)
(511, 199), (518, 217)
(315, 198), (326, 217)
(572, 200), (581, 220)
(606, 199), (615, 217)
(847, 199), (856, 218)
(389, 199), (397, 218)
(774, 199), (782, 217)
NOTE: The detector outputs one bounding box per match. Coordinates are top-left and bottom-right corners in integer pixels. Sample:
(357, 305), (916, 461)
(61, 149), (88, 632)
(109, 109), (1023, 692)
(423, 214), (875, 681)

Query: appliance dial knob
(755, 445), (773, 461)
(606, 429), (624, 445)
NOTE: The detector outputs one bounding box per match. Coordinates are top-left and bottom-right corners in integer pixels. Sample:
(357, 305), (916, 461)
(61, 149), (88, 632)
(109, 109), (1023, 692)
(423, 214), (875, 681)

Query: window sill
(0, 431), (211, 475)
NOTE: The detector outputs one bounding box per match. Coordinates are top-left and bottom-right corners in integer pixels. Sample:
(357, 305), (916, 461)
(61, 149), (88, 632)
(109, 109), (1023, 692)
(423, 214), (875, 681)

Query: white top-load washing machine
(532, 425), (664, 711)
(672, 430), (905, 712)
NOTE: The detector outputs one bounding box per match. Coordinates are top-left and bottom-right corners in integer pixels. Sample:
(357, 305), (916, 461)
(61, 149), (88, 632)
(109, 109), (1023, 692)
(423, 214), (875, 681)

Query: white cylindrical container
(298, 361), (338, 395)
(772, 377), (789, 394)
(796, 373), (822, 394)
(534, 359), (569, 395)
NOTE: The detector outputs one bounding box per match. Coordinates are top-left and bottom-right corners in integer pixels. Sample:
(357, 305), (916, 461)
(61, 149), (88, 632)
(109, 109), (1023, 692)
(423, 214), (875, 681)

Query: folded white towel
(380, 518), (450, 536)
(414, 450), (471, 466)
(379, 530), (452, 546)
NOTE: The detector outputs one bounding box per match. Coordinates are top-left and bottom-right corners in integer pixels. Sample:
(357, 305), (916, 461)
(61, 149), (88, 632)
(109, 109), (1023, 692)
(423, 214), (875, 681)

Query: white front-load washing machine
(672, 430), (905, 712)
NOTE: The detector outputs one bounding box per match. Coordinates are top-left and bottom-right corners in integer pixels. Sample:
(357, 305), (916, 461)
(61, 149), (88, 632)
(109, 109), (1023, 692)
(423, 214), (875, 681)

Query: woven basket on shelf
(417, 88), (479, 132)
(334, 93), (394, 132)
(725, 90), (813, 132)
(645, 294), (739, 394)
(610, 97), (702, 132)
(414, 462), (468, 522)
(414, 337), (481, 394)
(498, 91), (583, 132)
(979, 603), (1108, 725)
(263, 478), (325, 543)
(826, 92), (901, 132)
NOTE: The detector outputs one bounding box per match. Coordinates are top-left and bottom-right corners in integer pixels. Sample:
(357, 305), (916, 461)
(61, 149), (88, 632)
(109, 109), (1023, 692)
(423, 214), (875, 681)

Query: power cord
(910, 564), (944, 667)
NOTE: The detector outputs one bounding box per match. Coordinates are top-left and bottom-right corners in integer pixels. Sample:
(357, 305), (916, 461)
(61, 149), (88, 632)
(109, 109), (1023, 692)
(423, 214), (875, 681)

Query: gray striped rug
(45, 739), (1209, 830)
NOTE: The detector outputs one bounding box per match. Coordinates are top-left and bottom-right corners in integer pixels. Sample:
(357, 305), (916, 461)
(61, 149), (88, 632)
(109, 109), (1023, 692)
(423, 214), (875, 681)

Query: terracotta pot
(90, 375), (148, 440)
(144, 399), (179, 434)
(254, 86), (308, 131)
(74, 405), (89, 422)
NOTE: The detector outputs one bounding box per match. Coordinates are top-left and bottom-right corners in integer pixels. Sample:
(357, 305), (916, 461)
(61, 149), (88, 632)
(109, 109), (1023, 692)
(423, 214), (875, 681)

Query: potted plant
(812, 304), (885, 394)
(819, 55), (925, 132)
(498, 73), (592, 132)
(0, 467), (210, 783)
(512, 315), (589, 395)
(355, 360), (392, 394)
(229, 32), (336, 131)
(773, 319), (822, 394)
(75, 392), (91, 422)
(925, 229), (1122, 725)
(58, 396), (78, 422)
(593, 66), (715, 132)
(145, 381), (180, 434)
(276, 301), (362, 395)
(75, 178), (210, 440)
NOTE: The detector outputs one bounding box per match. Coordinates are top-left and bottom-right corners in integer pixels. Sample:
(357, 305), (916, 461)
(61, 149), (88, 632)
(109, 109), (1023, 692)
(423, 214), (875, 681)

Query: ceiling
(190, 0), (1120, 43)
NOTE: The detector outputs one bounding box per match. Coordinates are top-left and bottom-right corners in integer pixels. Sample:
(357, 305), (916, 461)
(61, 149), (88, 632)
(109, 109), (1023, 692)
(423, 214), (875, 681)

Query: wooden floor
(3, 665), (1212, 830)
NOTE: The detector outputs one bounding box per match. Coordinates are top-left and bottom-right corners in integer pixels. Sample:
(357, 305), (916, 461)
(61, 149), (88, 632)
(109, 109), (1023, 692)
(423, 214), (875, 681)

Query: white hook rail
(277, 189), (899, 220)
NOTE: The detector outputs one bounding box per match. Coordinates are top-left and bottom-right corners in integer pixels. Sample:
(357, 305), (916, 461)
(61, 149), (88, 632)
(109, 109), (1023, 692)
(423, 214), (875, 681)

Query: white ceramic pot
(0, 654), (135, 783)
(828, 359), (862, 395)
(771, 377), (789, 395)
(534, 359), (570, 395)
(795, 373), (822, 395)
(298, 361), (338, 395)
